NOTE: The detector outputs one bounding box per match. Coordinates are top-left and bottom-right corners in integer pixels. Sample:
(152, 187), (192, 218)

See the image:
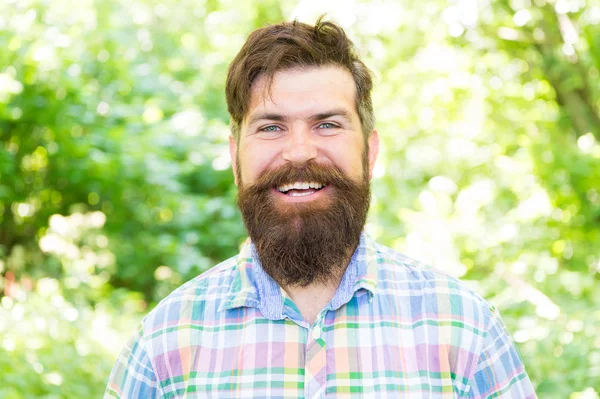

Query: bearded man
(105, 19), (536, 399)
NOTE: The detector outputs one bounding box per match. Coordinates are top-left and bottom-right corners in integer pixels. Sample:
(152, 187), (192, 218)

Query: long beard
(237, 161), (370, 288)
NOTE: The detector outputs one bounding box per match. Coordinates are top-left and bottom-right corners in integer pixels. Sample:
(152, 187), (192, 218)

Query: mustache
(243, 161), (357, 192)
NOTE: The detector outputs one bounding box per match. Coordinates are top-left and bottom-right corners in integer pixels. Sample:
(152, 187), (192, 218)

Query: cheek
(327, 145), (365, 177)
(238, 145), (279, 183)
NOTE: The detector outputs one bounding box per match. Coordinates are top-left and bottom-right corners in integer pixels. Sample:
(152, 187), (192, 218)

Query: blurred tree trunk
(535, 4), (600, 139)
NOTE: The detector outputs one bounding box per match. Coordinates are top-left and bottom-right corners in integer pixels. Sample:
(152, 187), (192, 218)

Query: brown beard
(236, 160), (371, 288)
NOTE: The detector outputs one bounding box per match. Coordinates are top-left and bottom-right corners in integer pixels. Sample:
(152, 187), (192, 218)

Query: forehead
(244, 66), (358, 123)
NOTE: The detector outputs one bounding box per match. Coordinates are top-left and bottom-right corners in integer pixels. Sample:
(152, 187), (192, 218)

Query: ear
(367, 130), (379, 180)
(229, 135), (239, 186)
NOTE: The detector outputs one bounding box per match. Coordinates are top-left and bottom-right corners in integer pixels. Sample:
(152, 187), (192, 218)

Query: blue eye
(260, 125), (281, 132)
(319, 122), (338, 129)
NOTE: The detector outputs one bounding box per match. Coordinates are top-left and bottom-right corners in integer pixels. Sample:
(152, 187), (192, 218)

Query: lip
(271, 185), (331, 203)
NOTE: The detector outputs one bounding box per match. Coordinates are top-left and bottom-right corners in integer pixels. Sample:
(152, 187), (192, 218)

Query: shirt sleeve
(465, 307), (537, 399)
(104, 326), (159, 399)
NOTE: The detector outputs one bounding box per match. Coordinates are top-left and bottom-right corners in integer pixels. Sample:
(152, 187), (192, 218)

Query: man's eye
(259, 125), (281, 132)
(318, 122), (338, 129)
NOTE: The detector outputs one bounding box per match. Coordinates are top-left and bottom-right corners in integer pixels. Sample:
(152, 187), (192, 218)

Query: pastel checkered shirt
(105, 234), (536, 398)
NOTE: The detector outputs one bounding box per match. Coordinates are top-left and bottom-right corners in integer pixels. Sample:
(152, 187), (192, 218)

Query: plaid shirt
(105, 234), (536, 398)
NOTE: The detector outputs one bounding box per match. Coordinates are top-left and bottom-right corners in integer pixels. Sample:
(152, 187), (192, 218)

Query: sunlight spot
(39, 234), (66, 254)
(33, 362), (44, 374)
(497, 27), (521, 41)
(37, 278), (60, 297)
(96, 49), (110, 62)
(1, 296), (14, 310)
(34, 316), (47, 331)
(448, 23), (464, 37)
(12, 304), (25, 321)
(96, 235), (109, 248)
(418, 190), (437, 213)
(67, 63), (81, 77)
(16, 203), (33, 217)
(570, 388), (600, 399)
(560, 331), (574, 345)
(11, 107), (23, 120)
(555, 0), (570, 14)
(455, 179), (496, 214)
(552, 240), (566, 255)
(154, 265), (173, 281)
(96, 101), (110, 116)
(64, 307), (79, 322)
(577, 132), (596, 152)
(489, 76), (502, 89)
(567, 319), (584, 332)
(457, 0), (478, 27)
(418, 107), (435, 128)
(33, 45), (54, 63)
(536, 295), (560, 320)
(514, 330), (529, 343)
(514, 187), (553, 220)
(212, 151), (231, 171)
(562, 43), (575, 56)
(359, 2), (405, 35)
(290, 0), (358, 28)
(89, 211), (106, 228)
(43, 372), (63, 386)
(513, 9), (531, 26)
(143, 105), (164, 123)
(3, 338), (16, 351)
(414, 43), (462, 73)
(0, 73), (24, 98)
(170, 110), (205, 136)
(373, 162), (385, 178)
(132, 4), (152, 24)
(76, 338), (91, 356)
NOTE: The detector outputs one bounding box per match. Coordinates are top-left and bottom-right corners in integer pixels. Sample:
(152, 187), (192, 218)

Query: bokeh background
(1, 0), (599, 397)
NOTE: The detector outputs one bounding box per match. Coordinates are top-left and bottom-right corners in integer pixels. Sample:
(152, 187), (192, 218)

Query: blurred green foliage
(1, 0), (599, 397)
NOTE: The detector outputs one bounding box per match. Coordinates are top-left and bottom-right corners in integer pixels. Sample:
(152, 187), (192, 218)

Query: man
(105, 19), (536, 398)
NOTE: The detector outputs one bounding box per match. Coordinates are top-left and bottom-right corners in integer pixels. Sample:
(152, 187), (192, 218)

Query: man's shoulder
(140, 254), (239, 330)
(372, 240), (493, 315)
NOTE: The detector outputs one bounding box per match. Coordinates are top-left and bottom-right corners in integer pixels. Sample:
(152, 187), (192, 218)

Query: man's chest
(150, 315), (468, 398)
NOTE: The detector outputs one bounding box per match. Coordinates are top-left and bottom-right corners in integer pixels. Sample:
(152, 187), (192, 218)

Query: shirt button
(312, 325), (321, 340)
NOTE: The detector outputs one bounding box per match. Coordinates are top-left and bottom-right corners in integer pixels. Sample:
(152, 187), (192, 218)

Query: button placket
(304, 314), (327, 398)
(312, 324), (321, 340)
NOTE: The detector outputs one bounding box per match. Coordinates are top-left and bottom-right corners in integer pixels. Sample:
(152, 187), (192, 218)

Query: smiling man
(232, 66), (377, 322)
(105, 19), (536, 399)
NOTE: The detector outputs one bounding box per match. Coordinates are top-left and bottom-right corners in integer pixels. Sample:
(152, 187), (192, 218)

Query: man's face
(230, 66), (378, 197)
(229, 66), (379, 287)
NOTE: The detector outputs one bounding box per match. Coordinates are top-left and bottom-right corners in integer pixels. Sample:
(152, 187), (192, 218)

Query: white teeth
(276, 181), (325, 192)
(288, 191), (313, 197)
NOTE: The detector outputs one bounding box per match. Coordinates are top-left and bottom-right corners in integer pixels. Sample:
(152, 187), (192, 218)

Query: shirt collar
(219, 232), (379, 319)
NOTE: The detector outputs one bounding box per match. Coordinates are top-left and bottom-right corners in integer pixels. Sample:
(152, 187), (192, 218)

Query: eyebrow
(246, 108), (354, 127)
(247, 113), (287, 126)
(311, 109), (353, 124)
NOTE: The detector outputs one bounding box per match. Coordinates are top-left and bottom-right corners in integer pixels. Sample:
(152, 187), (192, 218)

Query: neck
(283, 279), (342, 325)
(281, 250), (353, 325)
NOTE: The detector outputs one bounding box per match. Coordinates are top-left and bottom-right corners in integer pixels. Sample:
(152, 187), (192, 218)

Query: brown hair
(225, 17), (375, 141)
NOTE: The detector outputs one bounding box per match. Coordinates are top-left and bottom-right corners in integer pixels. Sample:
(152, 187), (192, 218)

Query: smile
(273, 181), (329, 201)
(276, 181), (326, 196)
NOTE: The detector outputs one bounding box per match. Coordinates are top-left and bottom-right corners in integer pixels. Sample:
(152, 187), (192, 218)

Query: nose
(281, 126), (318, 165)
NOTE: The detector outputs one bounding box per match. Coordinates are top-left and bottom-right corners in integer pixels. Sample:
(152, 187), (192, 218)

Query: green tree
(1, 0), (598, 397)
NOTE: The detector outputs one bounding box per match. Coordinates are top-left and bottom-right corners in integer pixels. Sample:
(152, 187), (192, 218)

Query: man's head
(226, 19), (379, 288)
(226, 18), (375, 143)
